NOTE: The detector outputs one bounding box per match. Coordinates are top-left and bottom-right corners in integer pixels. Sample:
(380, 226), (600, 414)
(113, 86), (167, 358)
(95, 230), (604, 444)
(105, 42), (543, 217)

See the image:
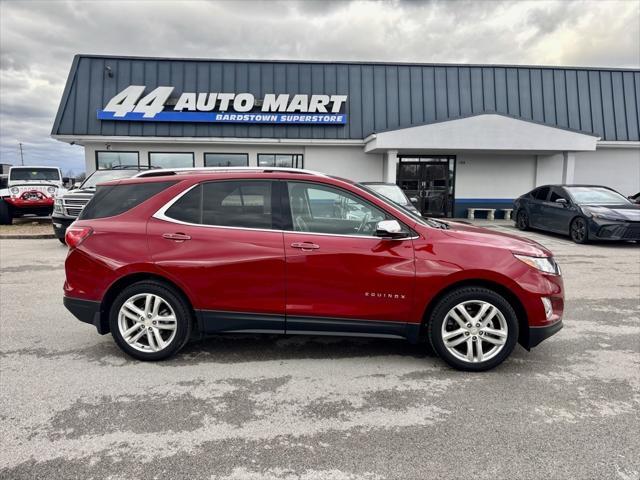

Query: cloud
(0, 0), (638, 173)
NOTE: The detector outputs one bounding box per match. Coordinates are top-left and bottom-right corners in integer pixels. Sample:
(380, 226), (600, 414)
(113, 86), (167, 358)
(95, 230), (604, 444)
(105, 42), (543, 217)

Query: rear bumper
(63, 296), (108, 334)
(526, 320), (563, 349)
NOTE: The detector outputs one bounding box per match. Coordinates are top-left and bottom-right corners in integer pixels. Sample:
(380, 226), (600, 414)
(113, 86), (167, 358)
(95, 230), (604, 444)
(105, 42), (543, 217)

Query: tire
(0, 200), (13, 225)
(569, 217), (589, 244)
(515, 209), (529, 231)
(58, 237), (67, 245)
(428, 287), (519, 372)
(109, 281), (192, 361)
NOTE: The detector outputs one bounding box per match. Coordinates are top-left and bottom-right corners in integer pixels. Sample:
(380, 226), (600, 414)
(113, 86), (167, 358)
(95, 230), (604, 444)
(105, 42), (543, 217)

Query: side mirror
(555, 198), (568, 206)
(375, 220), (408, 239)
(410, 197), (418, 204)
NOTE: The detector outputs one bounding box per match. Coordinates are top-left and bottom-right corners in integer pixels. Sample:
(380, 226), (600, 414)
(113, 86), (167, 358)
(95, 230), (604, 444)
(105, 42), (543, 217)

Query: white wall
(535, 154), (564, 185)
(83, 142), (384, 182)
(455, 153), (536, 199)
(573, 147), (640, 196)
(304, 146), (383, 181)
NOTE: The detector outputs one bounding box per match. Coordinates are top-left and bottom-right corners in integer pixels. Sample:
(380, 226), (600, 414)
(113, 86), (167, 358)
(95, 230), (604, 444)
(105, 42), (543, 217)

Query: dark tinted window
(202, 181), (273, 229)
(204, 153), (248, 167)
(96, 151), (139, 169)
(79, 181), (175, 220)
(533, 187), (550, 200)
(258, 154), (303, 168)
(165, 185), (202, 224)
(549, 188), (568, 203)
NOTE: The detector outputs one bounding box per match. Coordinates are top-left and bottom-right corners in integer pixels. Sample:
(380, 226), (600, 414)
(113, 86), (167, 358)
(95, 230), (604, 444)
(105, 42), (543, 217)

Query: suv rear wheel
(428, 287), (518, 371)
(109, 281), (192, 361)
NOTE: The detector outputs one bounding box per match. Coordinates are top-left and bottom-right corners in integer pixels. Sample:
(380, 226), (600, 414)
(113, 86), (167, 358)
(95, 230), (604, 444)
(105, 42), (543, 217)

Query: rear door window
(202, 181), (274, 229)
(79, 181), (176, 220)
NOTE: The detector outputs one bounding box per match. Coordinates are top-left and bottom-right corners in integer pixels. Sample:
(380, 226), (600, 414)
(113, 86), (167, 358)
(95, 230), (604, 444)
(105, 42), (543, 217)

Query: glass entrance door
(396, 157), (455, 217)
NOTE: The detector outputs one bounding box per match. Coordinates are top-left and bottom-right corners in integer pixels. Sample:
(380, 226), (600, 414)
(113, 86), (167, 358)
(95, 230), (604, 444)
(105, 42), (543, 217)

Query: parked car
(0, 166), (69, 225)
(53, 167), (151, 243)
(359, 182), (421, 216)
(514, 184), (640, 243)
(63, 167), (563, 371)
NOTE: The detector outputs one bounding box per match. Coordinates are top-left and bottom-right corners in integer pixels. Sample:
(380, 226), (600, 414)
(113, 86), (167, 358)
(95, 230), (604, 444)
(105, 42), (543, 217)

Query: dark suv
(63, 168), (564, 371)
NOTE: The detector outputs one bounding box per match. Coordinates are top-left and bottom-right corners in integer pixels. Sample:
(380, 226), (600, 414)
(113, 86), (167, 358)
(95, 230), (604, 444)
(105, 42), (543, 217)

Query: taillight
(65, 226), (93, 249)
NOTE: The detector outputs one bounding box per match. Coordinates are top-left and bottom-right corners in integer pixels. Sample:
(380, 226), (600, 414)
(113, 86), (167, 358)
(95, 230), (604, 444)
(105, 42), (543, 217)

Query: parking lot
(0, 225), (638, 480)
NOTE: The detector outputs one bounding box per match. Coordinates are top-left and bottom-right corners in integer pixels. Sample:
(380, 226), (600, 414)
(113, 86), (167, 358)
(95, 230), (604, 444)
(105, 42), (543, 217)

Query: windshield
(364, 184), (411, 205)
(566, 187), (630, 205)
(80, 169), (139, 189)
(10, 168), (60, 181)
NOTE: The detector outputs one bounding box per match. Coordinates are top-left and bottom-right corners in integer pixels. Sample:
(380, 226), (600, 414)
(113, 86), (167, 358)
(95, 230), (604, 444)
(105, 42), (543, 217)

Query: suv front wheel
(109, 281), (192, 361)
(428, 287), (519, 371)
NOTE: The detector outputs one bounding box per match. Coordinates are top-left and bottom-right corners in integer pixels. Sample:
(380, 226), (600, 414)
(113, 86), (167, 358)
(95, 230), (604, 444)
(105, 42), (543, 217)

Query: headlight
(10, 187), (19, 195)
(47, 186), (56, 194)
(513, 254), (560, 275)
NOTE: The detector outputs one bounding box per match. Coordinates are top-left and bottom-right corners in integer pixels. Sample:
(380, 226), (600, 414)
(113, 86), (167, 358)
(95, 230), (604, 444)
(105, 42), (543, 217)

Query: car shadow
(168, 334), (436, 365)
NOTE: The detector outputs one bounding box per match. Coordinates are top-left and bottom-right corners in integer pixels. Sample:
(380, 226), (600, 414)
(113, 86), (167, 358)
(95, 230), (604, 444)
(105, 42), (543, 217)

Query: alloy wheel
(571, 218), (586, 242)
(441, 300), (508, 364)
(117, 293), (177, 353)
(517, 211), (528, 229)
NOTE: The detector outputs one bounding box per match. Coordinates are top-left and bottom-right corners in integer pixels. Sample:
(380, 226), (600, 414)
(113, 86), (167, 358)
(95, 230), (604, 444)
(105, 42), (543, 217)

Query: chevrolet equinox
(63, 168), (563, 371)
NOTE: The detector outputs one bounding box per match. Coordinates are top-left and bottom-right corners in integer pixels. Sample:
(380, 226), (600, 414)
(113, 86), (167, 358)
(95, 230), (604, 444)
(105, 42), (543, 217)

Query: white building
(52, 55), (640, 217)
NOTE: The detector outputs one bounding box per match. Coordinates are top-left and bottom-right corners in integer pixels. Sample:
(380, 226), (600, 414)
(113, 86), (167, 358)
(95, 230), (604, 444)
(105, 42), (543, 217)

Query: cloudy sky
(1, 0), (639, 174)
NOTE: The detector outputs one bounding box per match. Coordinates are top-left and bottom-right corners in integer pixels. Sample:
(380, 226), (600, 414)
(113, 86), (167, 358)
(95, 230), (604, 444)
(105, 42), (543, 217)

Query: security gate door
(396, 157), (455, 217)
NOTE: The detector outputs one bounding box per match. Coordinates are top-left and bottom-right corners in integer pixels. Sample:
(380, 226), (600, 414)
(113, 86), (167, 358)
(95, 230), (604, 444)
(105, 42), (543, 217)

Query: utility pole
(18, 142), (24, 165)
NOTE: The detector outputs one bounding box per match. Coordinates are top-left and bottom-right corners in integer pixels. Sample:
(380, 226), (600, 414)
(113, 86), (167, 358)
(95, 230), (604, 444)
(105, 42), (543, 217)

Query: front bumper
(51, 215), (75, 239)
(63, 296), (108, 334)
(591, 220), (640, 241)
(4, 197), (54, 209)
(526, 319), (563, 349)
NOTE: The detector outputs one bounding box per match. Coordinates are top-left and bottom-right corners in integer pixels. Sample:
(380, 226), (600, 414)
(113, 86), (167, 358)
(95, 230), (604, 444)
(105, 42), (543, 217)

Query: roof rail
(134, 166), (328, 178)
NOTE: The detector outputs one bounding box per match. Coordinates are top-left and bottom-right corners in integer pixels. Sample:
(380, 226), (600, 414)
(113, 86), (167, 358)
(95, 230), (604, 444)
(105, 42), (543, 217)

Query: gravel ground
(0, 225), (638, 480)
(0, 217), (52, 237)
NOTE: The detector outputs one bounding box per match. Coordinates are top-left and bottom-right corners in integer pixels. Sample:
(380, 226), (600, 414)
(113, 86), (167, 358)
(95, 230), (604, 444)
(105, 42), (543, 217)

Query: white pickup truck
(0, 166), (69, 225)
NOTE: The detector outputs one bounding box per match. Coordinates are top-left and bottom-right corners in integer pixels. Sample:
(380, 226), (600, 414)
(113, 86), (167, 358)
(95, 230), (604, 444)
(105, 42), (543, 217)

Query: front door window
(287, 182), (389, 236)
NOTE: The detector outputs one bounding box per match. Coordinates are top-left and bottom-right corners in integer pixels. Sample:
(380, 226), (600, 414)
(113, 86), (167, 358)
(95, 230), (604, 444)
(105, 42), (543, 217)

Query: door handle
(162, 232), (191, 241)
(290, 241), (320, 251)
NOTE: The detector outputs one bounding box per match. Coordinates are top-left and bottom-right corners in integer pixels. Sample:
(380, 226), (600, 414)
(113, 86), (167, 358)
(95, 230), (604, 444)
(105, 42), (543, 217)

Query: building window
(257, 154), (303, 169)
(149, 152), (195, 169)
(96, 151), (139, 170)
(204, 153), (249, 167)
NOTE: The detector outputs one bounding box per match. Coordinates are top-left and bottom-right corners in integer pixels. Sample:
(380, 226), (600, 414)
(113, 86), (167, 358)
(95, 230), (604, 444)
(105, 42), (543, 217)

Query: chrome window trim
(153, 183), (418, 241)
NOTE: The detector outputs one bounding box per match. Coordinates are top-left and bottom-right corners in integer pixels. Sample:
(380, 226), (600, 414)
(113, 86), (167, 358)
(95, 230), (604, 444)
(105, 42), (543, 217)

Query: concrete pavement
(0, 225), (638, 480)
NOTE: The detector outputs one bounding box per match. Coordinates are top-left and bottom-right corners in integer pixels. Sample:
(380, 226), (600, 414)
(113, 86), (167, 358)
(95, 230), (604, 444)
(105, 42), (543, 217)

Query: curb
(0, 234), (56, 240)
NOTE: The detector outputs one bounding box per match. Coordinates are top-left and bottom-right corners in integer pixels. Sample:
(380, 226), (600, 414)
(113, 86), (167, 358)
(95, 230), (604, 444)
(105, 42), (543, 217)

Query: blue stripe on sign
(97, 110), (347, 124)
(455, 198), (514, 204)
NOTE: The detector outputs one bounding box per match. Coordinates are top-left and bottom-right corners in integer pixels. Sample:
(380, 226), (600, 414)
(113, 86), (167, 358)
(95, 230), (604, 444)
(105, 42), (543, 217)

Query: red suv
(63, 168), (563, 371)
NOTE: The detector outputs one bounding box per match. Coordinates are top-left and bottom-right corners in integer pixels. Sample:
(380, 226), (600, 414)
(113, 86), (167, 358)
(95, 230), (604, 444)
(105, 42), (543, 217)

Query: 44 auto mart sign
(97, 85), (348, 125)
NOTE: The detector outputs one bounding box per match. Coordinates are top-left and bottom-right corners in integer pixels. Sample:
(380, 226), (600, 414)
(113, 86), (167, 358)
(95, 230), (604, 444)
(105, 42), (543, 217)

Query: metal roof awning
(364, 113), (600, 154)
